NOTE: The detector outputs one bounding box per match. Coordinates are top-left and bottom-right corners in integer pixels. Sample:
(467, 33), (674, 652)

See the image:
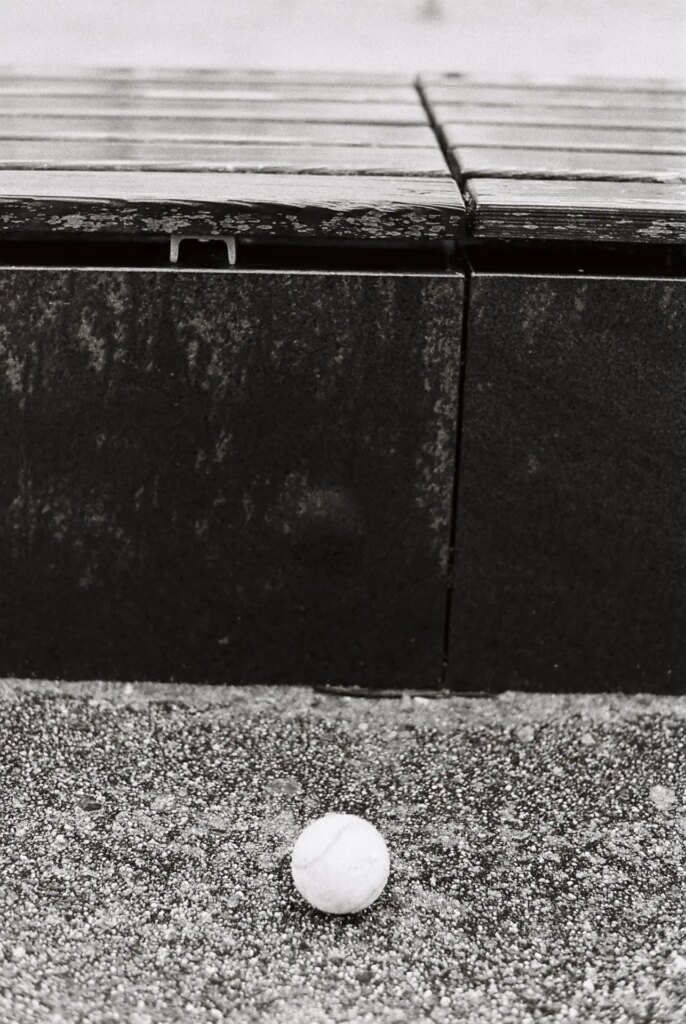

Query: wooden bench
(0, 69), (683, 691)
(420, 73), (685, 693)
(0, 69), (465, 687)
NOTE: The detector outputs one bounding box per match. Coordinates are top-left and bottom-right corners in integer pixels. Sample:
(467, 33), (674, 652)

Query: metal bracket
(170, 234), (237, 266)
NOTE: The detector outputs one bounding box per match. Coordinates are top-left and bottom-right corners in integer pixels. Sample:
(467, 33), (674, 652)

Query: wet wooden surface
(440, 124), (686, 155)
(0, 267), (463, 687)
(431, 104), (686, 130)
(421, 73), (686, 91)
(0, 70), (465, 239)
(0, 116), (437, 147)
(466, 178), (686, 242)
(422, 74), (686, 241)
(0, 169), (464, 240)
(0, 95), (426, 124)
(452, 147), (686, 183)
(0, 139), (448, 176)
(424, 83), (686, 109)
(0, 68), (413, 85)
(0, 80), (419, 103)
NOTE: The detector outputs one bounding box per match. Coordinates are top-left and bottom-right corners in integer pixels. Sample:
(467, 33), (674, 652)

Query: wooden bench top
(421, 74), (686, 243)
(0, 70), (465, 242)
(2, 70), (684, 246)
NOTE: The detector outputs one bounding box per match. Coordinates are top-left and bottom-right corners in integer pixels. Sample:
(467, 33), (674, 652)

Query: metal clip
(170, 234), (237, 266)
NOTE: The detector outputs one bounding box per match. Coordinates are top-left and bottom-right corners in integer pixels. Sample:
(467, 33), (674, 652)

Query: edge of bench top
(0, 169), (466, 240)
(466, 178), (686, 243)
(419, 73), (686, 243)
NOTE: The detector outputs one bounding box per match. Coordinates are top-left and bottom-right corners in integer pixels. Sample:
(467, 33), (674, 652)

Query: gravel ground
(1, 680), (685, 1024)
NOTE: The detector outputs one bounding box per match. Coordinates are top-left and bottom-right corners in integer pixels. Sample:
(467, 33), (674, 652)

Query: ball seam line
(292, 819), (355, 871)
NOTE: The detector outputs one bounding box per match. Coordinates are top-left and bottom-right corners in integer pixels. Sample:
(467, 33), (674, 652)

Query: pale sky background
(2, 0), (684, 80)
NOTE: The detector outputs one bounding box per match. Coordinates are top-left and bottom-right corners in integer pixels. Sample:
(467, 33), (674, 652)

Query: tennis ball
(291, 813), (390, 915)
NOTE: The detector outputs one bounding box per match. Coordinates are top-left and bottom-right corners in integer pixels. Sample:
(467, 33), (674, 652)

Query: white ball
(291, 813), (390, 915)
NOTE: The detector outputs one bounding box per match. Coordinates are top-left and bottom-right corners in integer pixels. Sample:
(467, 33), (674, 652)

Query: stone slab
(448, 273), (686, 693)
(0, 267), (463, 687)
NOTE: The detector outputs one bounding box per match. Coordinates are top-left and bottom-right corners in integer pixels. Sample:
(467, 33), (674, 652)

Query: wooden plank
(0, 116), (437, 148)
(449, 274), (686, 692)
(423, 84), (686, 110)
(0, 267), (462, 686)
(0, 81), (419, 104)
(431, 103), (686, 131)
(0, 67), (411, 86)
(564, 76), (686, 93)
(0, 169), (466, 240)
(467, 178), (686, 243)
(0, 96), (425, 125)
(442, 123), (686, 154)
(0, 139), (448, 177)
(453, 146), (686, 183)
(420, 73), (686, 93)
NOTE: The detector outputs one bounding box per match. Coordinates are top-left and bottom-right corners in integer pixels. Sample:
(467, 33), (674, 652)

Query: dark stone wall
(449, 274), (686, 693)
(0, 268), (463, 685)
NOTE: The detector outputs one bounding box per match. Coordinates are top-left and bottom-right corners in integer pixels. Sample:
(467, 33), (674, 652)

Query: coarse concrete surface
(0, 679), (685, 1024)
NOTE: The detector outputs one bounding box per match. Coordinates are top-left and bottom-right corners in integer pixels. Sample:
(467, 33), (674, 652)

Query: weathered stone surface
(449, 274), (686, 693)
(0, 267), (462, 686)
